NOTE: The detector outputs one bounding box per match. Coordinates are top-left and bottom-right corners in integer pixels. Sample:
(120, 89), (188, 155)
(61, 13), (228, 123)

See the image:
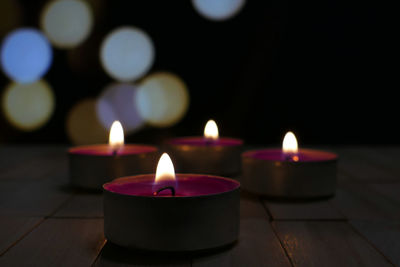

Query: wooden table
(0, 145), (399, 266)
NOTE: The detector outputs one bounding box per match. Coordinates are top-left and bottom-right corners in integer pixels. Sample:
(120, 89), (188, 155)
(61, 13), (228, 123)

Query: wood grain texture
(53, 193), (103, 218)
(273, 221), (393, 267)
(357, 147), (400, 177)
(94, 242), (191, 267)
(0, 179), (72, 216)
(1, 145), (399, 266)
(0, 218), (104, 267)
(0, 216), (42, 255)
(370, 183), (400, 204)
(192, 195), (291, 267)
(330, 182), (400, 221)
(351, 220), (400, 266)
(334, 147), (398, 183)
(264, 199), (345, 220)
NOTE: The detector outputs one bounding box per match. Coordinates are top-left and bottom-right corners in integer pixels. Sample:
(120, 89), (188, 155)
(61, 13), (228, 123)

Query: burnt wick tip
(153, 186), (176, 196)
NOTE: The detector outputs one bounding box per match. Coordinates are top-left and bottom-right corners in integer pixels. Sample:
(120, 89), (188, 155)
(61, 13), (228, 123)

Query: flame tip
(204, 119), (219, 140)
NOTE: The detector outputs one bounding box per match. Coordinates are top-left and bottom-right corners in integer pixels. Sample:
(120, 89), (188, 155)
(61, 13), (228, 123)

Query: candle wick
(205, 138), (216, 145)
(112, 149), (118, 156)
(153, 186), (176, 196)
(284, 153), (299, 162)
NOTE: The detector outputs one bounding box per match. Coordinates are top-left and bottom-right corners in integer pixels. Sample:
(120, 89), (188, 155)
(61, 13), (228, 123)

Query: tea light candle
(103, 153), (240, 252)
(166, 120), (243, 176)
(69, 121), (158, 190)
(242, 131), (338, 199)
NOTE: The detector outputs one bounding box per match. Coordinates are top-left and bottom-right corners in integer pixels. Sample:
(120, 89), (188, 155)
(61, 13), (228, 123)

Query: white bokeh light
(100, 26), (155, 82)
(192, 0), (246, 21)
(2, 80), (55, 131)
(0, 28), (52, 83)
(41, 0), (93, 48)
(135, 72), (189, 127)
(96, 83), (144, 134)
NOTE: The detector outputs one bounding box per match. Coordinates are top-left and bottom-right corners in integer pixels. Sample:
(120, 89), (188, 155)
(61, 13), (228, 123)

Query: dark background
(0, 0), (397, 146)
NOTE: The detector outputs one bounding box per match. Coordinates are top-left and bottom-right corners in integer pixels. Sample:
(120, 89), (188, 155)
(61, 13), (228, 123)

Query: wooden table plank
(0, 178), (73, 216)
(334, 147), (399, 183)
(264, 199), (345, 221)
(358, 147), (400, 177)
(0, 154), (67, 181)
(0, 218), (104, 267)
(370, 183), (400, 204)
(273, 221), (393, 267)
(94, 242), (191, 267)
(330, 181), (400, 221)
(0, 216), (43, 256)
(350, 220), (400, 266)
(53, 193), (103, 218)
(192, 195), (291, 267)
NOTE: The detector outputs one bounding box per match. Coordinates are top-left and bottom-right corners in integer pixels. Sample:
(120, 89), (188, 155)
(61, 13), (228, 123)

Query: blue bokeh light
(1, 28), (52, 83)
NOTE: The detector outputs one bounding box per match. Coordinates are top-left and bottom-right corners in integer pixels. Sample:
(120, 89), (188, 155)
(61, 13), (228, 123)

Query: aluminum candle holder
(69, 144), (158, 189)
(241, 148), (338, 199)
(165, 137), (243, 176)
(103, 174), (240, 252)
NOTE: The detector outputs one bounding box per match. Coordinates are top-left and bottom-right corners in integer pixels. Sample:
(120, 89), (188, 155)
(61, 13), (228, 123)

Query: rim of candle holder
(242, 147), (338, 164)
(103, 173), (241, 199)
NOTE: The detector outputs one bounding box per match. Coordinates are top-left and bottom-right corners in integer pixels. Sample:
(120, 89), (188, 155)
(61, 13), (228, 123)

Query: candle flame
(204, 119), (219, 140)
(282, 131), (298, 154)
(155, 153), (176, 183)
(109, 120), (124, 150)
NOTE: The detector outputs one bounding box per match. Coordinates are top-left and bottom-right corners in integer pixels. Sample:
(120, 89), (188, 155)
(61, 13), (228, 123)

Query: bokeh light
(2, 80), (55, 131)
(40, 0), (93, 49)
(100, 26), (155, 82)
(0, 28), (52, 83)
(135, 72), (189, 127)
(96, 83), (144, 134)
(66, 98), (108, 145)
(0, 0), (22, 38)
(192, 0), (246, 21)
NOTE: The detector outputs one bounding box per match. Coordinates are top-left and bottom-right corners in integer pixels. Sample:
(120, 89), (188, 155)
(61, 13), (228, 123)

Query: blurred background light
(100, 26), (155, 82)
(192, 0), (246, 21)
(40, 0), (93, 49)
(96, 83), (145, 134)
(135, 72), (189, 127)
(0, 0), (22, 39)
(0, 28), (52, 83)
(2, 80), (55, 131)
(66, 98), (108, 145)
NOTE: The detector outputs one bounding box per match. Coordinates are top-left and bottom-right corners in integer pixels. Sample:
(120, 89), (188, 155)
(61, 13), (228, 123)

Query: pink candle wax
(104, 174), (240, 197)
(243, 148), (337, 162)
(168, 137), (243, 146)
(68, 144), (157, 156)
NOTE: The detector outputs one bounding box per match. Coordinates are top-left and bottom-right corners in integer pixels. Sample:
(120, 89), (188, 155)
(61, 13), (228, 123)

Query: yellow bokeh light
(135, 72), (189, 127)
(0, 0), (22, 38)
(66, 98), (108, 145)
(2, 80), (55, 131)
(40, 0), (93, 48)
